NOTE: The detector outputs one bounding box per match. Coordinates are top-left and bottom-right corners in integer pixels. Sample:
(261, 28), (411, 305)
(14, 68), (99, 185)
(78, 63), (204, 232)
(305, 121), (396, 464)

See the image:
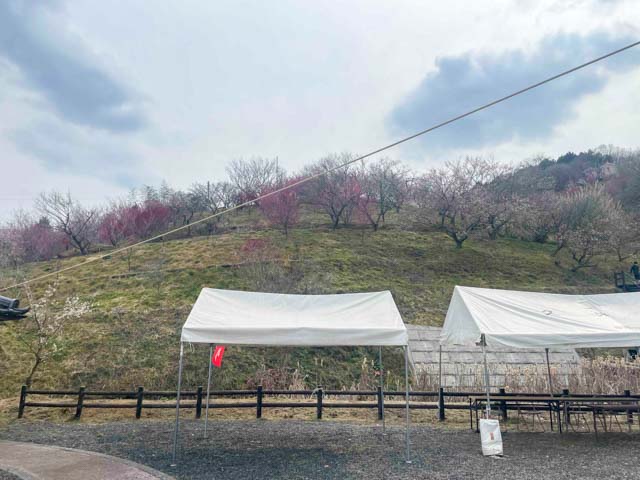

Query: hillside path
(0, 441), (173, 480)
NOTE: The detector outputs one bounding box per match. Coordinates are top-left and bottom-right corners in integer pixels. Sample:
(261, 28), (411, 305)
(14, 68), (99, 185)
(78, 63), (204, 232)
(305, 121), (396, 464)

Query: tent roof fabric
(181, 288), (408, 346)
(440, 286), (640, 348)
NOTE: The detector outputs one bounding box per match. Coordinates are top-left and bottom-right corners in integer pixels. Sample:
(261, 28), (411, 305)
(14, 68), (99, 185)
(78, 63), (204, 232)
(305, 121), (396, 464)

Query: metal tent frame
(438, 335), (557, 419)
(171, 343), (412, 465)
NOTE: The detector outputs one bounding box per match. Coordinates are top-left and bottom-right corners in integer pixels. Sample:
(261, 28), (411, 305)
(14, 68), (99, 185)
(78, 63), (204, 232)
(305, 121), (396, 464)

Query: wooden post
(624, 389), (633, 425)
(377, 386), (384, 420)
(316, 386), (323, 420)
(195, 386), (203, 419)
(18, 385), (27, 419)
(75, 386), (86, 419)
(499, 388), (507, 420)
(438, 387), (446, 421)
(257, 386), (263, 419)
(562, 388), (570, 427)
(135, 386), (144, 419)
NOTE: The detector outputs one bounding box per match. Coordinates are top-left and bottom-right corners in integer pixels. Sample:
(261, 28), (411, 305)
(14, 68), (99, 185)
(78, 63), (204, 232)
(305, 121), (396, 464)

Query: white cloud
(0, 0), (639, 218)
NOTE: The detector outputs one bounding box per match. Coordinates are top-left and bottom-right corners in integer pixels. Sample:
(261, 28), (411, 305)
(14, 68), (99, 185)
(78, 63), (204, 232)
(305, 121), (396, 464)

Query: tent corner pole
(379, 346), (385, 433)
(204, 343), (214, 438)
(481, 334), (491, 419)
(171, 342), (185, 466)
(438, 343), (443, 391)
(404, 345), (411, 464)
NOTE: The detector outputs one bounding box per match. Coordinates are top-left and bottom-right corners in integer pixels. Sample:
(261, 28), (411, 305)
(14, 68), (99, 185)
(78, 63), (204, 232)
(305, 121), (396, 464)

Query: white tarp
(181, 288), (408, 346)
(440, 286), (640, 348)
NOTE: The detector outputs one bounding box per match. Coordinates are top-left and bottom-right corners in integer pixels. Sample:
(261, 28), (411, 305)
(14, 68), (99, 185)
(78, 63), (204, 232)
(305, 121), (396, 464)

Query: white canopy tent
(440, 286), (640, 416)
(441, 286), (640, 348)
(172, 288), (411, 464)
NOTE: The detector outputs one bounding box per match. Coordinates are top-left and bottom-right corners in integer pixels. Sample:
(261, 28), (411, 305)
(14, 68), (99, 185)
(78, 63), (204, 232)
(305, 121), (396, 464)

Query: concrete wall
(407, 325), (581, 389)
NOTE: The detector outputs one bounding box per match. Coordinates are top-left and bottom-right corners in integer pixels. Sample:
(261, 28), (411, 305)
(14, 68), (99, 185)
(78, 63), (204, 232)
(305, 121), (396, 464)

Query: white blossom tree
(17, 283), (90, 387)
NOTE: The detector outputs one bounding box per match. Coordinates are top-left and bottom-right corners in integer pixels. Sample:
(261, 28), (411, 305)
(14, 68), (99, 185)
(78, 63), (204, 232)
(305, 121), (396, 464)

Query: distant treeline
(1, 145), (639, 272)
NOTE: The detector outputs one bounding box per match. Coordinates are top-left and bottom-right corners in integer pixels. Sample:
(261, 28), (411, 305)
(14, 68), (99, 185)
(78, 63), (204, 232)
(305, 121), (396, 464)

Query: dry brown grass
(414, 356), (640, 394)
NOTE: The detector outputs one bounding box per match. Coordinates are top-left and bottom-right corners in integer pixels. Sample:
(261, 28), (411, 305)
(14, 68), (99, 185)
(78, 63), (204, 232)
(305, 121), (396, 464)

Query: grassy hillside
(0, 209), (622, 399)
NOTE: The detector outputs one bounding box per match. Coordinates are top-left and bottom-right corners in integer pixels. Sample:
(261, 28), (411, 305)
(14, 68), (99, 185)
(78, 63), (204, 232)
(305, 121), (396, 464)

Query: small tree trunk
(25, 355), (42, 388)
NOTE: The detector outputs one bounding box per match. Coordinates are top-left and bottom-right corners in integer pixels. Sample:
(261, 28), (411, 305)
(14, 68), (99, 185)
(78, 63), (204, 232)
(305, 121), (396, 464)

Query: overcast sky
(0, 0), (639, 218)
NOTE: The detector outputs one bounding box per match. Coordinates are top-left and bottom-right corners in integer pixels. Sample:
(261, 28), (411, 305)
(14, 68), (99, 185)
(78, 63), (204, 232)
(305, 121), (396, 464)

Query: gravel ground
(1, 419), (638, 480)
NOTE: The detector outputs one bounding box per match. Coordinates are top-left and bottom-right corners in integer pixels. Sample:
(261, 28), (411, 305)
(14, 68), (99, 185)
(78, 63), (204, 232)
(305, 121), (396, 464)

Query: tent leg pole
(204, 344), (213, 438)
(379, 346), (385, 434)
(482, 335), (491, 419)
(438, 344), (444, 422)
(171, 342), (185, 466)
(438, 344), (443, 391)
(404, 346), (411, 464)
(545, 348), (554, 396)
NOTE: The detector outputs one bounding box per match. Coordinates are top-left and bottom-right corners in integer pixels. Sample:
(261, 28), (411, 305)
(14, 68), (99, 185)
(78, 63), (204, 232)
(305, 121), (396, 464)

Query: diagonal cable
(3, 39), (639, 292)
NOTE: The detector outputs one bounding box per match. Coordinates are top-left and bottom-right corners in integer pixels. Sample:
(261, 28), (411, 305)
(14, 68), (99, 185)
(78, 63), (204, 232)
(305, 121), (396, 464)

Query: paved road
(0, 441), (173, 480)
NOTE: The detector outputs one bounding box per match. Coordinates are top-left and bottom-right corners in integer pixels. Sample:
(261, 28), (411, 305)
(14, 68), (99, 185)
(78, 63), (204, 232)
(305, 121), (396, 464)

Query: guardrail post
(377, 386), (384, 420)
(195, 386), (203, 419)
(75, 386), (86, 419)
(257, 386), (263, 419)
(135, 386), (144, 419)
(438, 387), (446, 421)
(316, 386), (323, 420)
(499, 388), (507, 420)
(18, 385), (27, 419)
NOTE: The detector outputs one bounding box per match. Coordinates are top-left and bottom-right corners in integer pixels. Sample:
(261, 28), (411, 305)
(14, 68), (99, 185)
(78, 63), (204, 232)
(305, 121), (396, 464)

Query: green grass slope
(0, 211), (621, 399)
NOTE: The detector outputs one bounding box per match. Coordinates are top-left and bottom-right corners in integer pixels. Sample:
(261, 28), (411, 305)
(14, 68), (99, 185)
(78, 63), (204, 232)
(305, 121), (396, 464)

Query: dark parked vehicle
(0, 295), (29, 320)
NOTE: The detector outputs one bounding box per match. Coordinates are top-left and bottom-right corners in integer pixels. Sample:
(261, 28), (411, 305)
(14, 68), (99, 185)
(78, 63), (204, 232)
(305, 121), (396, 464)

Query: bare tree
(302, 153), (361, 229)
(146, 258), (167, 294)
(36, 191), (98, 255)
(416, 157), (497, 248)
(226, 157), (285, 204)
(17, 282), (90, 387)
(513, 192), (563, 244)
(160, 187), (205, 236)
(555, 184), (623, 271)
(238, 239), (302, 293)
(0, 225), (22, 272)
(189, 181), (238, 234)
(482, 165), (522, 240)
(238, 238), (330, 294)
(355, 158), (409, 231)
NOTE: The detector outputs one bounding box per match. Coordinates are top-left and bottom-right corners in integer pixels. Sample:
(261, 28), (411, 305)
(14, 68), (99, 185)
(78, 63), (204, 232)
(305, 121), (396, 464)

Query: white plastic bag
(479, 418), (503, 456)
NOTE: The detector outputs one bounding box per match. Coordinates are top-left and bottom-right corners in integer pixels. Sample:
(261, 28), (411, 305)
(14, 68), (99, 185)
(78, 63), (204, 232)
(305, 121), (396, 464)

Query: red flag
(212, 346), (225, 367)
